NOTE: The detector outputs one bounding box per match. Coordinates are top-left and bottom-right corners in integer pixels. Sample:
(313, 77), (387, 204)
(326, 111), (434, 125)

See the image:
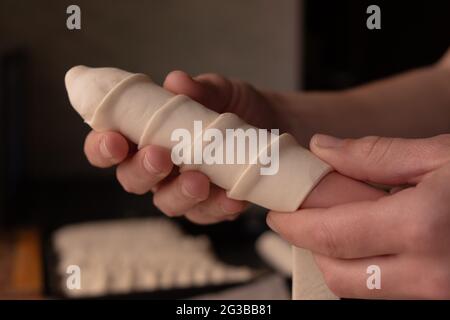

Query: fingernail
(313, 134), (344, 149)
(99, 136), (113, 159)
(266, 215), (278, 232)
(143, 152), (162, 175)
(181, 183), (198, 199)
(220, 203), (237, 215)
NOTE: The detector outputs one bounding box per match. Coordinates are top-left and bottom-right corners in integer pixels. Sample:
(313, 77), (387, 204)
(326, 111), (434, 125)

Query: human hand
(438, 47), (450, 71)
(83, 71), (279, 224)
(268, 134), (450, 299)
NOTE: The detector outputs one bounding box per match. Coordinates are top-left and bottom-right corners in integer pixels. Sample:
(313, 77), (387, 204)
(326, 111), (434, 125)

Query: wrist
(272, 90), (353, 145)
(271, 91), (311, 143)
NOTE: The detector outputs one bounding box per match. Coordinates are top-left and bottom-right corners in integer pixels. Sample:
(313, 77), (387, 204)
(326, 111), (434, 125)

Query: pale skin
(83, 49), (450, 298)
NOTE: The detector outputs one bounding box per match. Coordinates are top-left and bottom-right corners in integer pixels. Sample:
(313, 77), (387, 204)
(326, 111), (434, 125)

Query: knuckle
(235, 80), (253, 93)
(235, 80), (256, 99)
(314, 221), (341, 257)
(356, 136), (394, 166)
(178, 173), (209, 201)
(204, 73), (227, 84)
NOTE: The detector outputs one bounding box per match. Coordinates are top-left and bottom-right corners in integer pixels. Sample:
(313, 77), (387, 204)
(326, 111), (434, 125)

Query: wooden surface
(0, 228), (43, 299)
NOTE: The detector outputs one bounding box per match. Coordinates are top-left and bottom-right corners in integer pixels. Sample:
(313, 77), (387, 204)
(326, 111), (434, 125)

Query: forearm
(265, 63), (450, 145)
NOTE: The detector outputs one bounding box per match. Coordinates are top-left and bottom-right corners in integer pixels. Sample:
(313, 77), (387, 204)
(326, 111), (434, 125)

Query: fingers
(152, 170), (210, 217)
(153, 170), (247, 221)
(85, 128), (246, 224)
(163, 70), (273, 130)
(116, 145), (173, 195)
(310, 133), (450, 185)
(438, 46), (450, 70)
(84, 131), (130, 168)
(313, 254), (423, 299)
(268, 189), (414, 259)
(163, 70), (233, 113)
(301, 172), (386, 209)
(184, 186), (247, 224)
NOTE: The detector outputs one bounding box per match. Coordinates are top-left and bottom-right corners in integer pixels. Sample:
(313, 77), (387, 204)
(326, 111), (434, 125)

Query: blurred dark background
(0, 0), (449, 230)
(303, 1), (450, 90)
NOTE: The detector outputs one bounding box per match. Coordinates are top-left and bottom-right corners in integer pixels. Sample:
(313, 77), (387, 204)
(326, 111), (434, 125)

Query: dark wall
(303, 0), (450, 90)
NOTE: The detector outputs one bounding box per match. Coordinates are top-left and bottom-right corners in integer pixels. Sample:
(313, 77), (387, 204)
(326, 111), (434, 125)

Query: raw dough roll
(65, 66), (336, 299)
(65, 66), (331, 212)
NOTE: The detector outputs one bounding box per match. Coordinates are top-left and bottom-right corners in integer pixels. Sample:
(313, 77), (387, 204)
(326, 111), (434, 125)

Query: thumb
(310, 134), (450, 185)
(163, 70), (232, 114)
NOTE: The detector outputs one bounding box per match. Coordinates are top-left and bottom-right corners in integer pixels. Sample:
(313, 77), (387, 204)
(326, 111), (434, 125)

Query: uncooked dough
(256, 231), (292, 277)
(53, 218), (255, 297)
(65, 66), (335, 299)
(65, 66), (331, 212)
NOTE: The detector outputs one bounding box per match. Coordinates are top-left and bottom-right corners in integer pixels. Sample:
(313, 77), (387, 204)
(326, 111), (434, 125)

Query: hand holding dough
(65, 66), (332, 212)
(65, 66), (337, 300)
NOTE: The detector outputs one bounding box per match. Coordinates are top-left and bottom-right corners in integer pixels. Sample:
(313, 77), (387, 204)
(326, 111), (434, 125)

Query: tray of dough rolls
(46, 217), (266, 299)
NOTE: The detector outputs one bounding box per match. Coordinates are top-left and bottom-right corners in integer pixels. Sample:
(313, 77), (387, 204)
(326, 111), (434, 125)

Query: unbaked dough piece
(65, 66), (331, 212)
(227, 133), (331, 210)
(65, 66), (335, 300)
(53, 218), (255, 297)
(293, 248), (338, 300)
(256, 231), (292, 277)
(179, 112), (251, 189)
